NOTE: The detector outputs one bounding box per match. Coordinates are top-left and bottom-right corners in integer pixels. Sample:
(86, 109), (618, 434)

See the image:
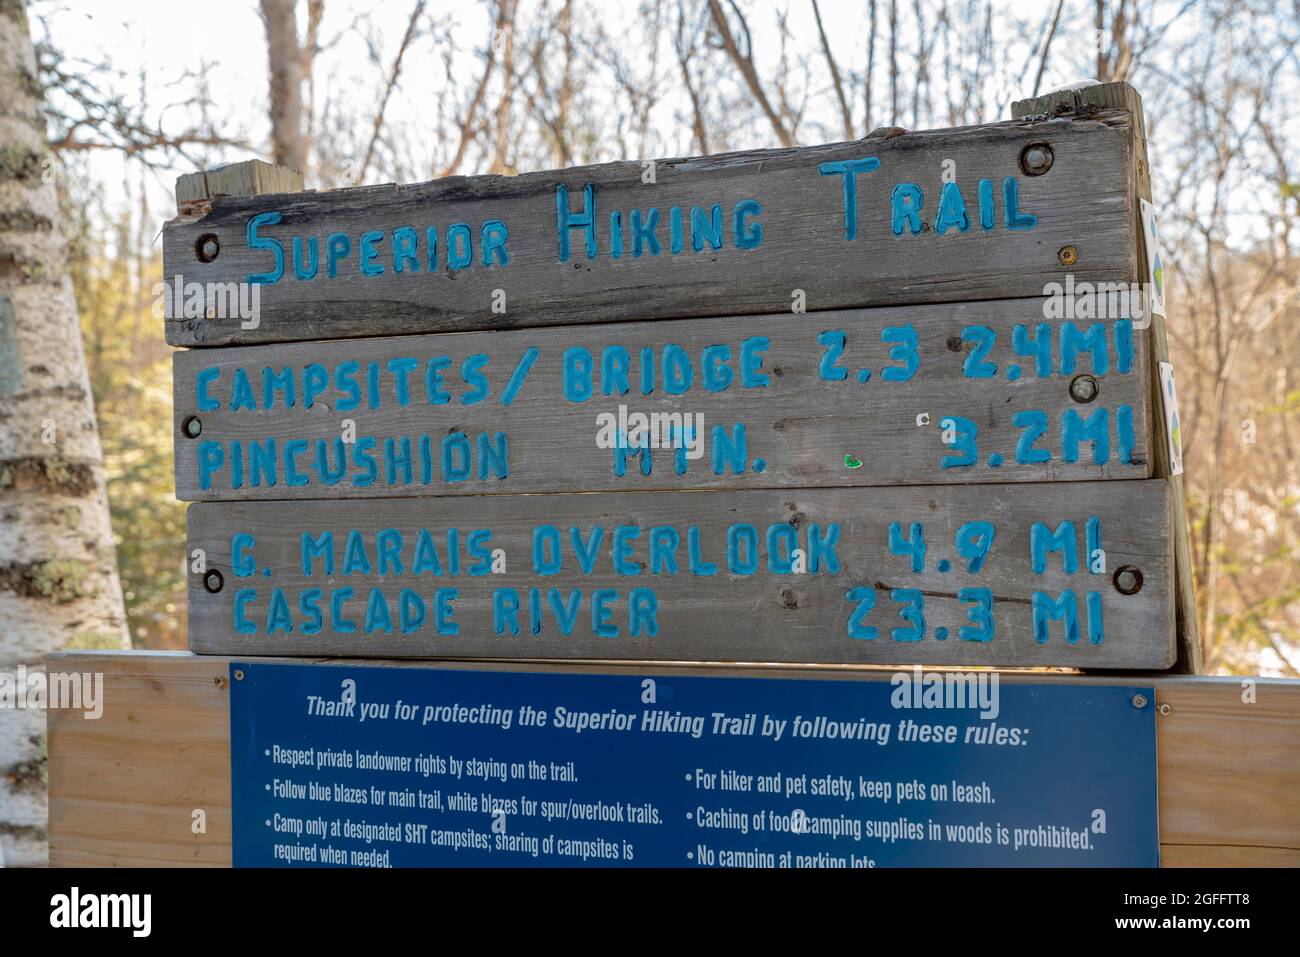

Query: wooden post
(1010, 82), (1201, 674)
(174, 159), (305, 217)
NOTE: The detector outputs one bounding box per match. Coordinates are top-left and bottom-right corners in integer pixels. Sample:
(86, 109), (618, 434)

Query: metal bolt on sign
(1114, 565), (1144, 595)
(1019, 143), (1054, 175)
(196, 233), (220, 263)
(1070, 374), (1099, 403)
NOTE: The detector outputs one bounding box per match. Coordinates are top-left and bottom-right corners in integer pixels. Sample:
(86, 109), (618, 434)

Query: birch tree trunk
(0, 0), (129, 867)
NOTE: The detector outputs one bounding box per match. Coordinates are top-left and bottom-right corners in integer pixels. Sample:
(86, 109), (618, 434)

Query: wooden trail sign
(162, 112), (1137, 346)
(172, 296), (1153, 501)
(166, 80), (1192, 672)
(185, 478), (1173, 669)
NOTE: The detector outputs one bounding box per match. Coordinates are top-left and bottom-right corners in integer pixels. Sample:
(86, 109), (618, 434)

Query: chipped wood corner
(1010, 80), (1145, 127)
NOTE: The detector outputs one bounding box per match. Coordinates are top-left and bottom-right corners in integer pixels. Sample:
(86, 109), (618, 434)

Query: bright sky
(34, 0), (1289, 253)
(34, 0), (1049, 230)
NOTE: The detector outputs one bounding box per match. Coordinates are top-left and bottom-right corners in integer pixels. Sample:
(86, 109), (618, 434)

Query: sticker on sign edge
(1158, 360), (1183, 476)
(1140, 198), (1167, 319)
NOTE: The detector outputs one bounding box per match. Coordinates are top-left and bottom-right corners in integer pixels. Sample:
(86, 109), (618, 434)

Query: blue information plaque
(230, 663), (1159, 867)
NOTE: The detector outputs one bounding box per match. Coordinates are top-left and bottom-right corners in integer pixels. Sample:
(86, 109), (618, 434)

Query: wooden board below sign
(185, 479), (1174, 669)
(46, 651), (1300, 867)
(172, 297), (1152, 501)
(163, 112), (1136, 346)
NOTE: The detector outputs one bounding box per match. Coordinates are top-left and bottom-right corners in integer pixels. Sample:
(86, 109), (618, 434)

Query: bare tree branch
(675, 0), (711, 153)
(1032, 0), (1065, 96)
(811, 0), (853, 139)
(706, 0), (794, 146)
(358, 0), (426, 181)
(437, 0), (509, 176)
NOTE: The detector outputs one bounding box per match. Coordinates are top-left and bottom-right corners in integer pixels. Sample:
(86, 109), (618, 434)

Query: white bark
(0, 0), (129, 867)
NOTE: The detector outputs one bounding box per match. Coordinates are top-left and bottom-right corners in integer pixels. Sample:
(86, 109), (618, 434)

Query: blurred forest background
(28, 0), (1300, 673)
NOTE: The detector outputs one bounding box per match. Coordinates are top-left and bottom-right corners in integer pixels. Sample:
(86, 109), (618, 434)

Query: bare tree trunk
(260, 0), (309, 173)
(888, 0), (898, 126)
(864, 0), (876, 134)
(489, 0), (518, 174)
(301, 0), (326, 154)
(0, 0), (129, 867)
(554, 0), (575, 166)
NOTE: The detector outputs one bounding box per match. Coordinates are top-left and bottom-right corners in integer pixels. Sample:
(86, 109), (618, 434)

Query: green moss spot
(30, 559), (90, 603)
(0, 144), (44, 182)
(42, 457), (72, 485)
(66, 630), (123, 651)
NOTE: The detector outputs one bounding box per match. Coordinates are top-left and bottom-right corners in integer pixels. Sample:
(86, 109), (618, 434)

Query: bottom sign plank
(188, 479), (1174, 669)
(229, 662), (1160, 867)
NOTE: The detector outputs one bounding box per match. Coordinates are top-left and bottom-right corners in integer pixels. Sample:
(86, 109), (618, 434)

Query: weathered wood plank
(1012, 81), (1201, 674)
(172, 296), (1152, 501)
(46, 651), (1300, 867)
(163, 113), (1136, 346)
(47, 652), (232, 867)
(184, 479), (1173, 668)
(175, 160), (305, 217)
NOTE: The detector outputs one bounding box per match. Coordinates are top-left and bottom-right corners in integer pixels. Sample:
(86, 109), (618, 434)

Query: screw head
(181, 415), (203, 438)
(233, 669), (245, 681)
(1113, 565), (1144, 595)
(1020, 142), (1054, 176)
(203, 568), (224, 593)
(195, 233), (220, 263)
(1069, 374), (1099, 403)
(1159, 703), (1172, 716)
(1132, 693), (1148, 709)
(1058, 245), (1079, 266)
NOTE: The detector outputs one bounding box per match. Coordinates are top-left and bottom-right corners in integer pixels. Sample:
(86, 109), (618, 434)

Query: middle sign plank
(186, 479), (1174, 669)
(173, 298), (1150, 500)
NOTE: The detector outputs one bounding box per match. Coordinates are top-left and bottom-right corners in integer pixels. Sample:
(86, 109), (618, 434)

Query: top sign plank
(163, 112), (1137, 346)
